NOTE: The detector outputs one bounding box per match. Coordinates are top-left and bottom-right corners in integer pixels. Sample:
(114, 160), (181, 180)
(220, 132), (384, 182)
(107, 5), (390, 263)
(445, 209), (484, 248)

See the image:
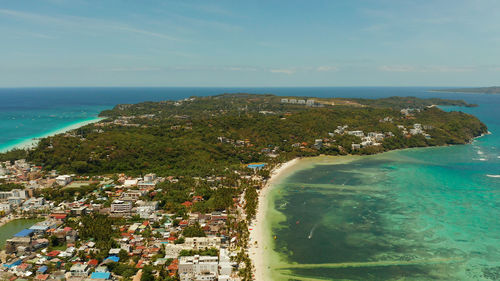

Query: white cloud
(380, 65), (475, 73)
(316, 66), (338, 72)
(379, 65), (415, 72)
(270, 68), (296, 75)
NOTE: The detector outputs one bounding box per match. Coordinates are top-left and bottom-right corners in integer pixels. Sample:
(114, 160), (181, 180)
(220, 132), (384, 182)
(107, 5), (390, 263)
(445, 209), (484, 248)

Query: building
(314, 139), (323, 149)
(280, 98), (288, 103)
(143, 173), (157, 183)
(306, 99), (315, 106)
(347, 130), (364, 137)
(70, 263), (90, 277)
(185, 237), (221, 250)
(178, 255), (219, 281)
(0, 202), (11, 214)
(111, 200), (132, 214)
(56, 175), (72, 186)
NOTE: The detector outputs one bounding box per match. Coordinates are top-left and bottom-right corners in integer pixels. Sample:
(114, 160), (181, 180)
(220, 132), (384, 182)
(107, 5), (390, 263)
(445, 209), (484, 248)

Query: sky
(0, 0), (499, 87)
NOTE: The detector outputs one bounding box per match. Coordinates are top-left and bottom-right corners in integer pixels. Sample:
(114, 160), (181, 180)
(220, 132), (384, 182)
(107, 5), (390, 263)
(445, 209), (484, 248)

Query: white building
(56, 175), (72, 186)
(185, 237), (221, 250)
(179, 255), (219, 281)
(0, 203), (11, 214)
(111, 200), (132, 213)
(70, 263), (89, 277)
(347, 130), (364, 137)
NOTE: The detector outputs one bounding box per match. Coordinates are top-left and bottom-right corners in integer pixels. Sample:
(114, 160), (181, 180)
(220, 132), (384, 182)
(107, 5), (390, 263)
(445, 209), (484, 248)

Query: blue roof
(14, 229), (34, 237)
(105, 256), (119, 262)
(3, 259), (22, 268)
(37, 266), (48, 273)
(91, 272), (111, 279)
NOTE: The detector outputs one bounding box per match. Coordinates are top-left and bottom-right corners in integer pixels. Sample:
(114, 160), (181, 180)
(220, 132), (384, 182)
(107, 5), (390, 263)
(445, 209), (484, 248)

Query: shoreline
(0, 117), (105, 153)
(248, 158), (301, 281)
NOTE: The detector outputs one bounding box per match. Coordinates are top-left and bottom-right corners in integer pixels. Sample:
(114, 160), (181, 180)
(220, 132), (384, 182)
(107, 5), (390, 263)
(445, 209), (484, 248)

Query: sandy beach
(0, 117), (104, 152)
(248, 158), (301, 281)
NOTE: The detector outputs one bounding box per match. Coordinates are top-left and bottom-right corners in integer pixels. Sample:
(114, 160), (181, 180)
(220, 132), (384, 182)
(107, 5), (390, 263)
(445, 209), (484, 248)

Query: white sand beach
(248, 158), (301, 281)
(0, 117), (104, 152)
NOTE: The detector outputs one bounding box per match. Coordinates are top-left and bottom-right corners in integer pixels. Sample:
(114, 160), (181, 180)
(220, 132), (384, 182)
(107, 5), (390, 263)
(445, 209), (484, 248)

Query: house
(55, 175), (72, 186)
(70, 263), (89, 277)
(124, 179), (138, 187)
(347, 130), (364, 137)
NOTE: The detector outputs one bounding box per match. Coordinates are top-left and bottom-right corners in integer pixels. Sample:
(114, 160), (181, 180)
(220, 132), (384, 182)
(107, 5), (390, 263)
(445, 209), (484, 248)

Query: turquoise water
(267, 95), (500, 280)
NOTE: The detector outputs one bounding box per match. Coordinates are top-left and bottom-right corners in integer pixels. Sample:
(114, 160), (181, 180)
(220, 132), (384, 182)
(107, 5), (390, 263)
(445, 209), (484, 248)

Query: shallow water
(265, 95), (500, 280)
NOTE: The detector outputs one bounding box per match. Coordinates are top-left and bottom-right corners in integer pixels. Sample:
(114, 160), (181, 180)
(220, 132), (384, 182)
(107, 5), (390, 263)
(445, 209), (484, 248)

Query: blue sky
(0, 0), (499, 87)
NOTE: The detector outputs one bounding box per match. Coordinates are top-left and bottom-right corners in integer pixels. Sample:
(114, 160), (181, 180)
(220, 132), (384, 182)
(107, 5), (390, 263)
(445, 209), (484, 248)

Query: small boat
(274, 235), (277, 240)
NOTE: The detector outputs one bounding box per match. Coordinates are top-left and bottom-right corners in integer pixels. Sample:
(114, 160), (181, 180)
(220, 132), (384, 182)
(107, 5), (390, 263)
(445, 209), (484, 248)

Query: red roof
(167, 236), (176, 241)
(63, 227), (72, 232)
(88, 259), (98, 266)
(142, 221), (149, 226)
(50, 214), (67, 220)
(35, 274), (50, 281)
(168, 263), (178, 271)
(179, 220), (188, 226)
(47, 250), (60, 257)
(136, 260), (144, 268)
(181, 201), (193, 207)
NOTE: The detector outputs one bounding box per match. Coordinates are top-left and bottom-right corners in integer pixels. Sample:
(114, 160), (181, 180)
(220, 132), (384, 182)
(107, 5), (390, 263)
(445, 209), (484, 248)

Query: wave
(486, 175), (500, 178)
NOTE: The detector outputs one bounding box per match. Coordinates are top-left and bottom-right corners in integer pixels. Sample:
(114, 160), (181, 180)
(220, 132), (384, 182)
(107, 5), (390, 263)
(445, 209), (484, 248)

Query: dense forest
(0, 94), (487, 177)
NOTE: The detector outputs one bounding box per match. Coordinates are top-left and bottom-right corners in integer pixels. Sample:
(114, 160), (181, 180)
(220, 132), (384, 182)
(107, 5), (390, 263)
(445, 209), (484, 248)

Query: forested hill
(2, 94), (487, 176)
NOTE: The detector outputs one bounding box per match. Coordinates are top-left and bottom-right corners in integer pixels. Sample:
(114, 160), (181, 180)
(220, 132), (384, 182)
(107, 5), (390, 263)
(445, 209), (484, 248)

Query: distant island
(431, 86), (500, 94)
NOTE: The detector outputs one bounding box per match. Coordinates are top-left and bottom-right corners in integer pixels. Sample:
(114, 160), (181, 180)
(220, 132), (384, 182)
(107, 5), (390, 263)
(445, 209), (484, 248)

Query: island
(0, 94), (487, 281)
(431, 86), (500, 94)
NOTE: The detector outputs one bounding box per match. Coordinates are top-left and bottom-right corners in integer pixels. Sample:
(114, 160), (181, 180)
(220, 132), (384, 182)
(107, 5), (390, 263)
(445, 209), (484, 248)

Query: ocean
(2, 87), (499, 280)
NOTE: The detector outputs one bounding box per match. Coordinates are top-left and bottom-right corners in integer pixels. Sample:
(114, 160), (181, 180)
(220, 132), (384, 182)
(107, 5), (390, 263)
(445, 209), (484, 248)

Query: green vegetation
(179, 248), (219, 257)
(0, 183), (25, 191)
(15, 94), (486, 177)
(182, 223), (206, 237)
